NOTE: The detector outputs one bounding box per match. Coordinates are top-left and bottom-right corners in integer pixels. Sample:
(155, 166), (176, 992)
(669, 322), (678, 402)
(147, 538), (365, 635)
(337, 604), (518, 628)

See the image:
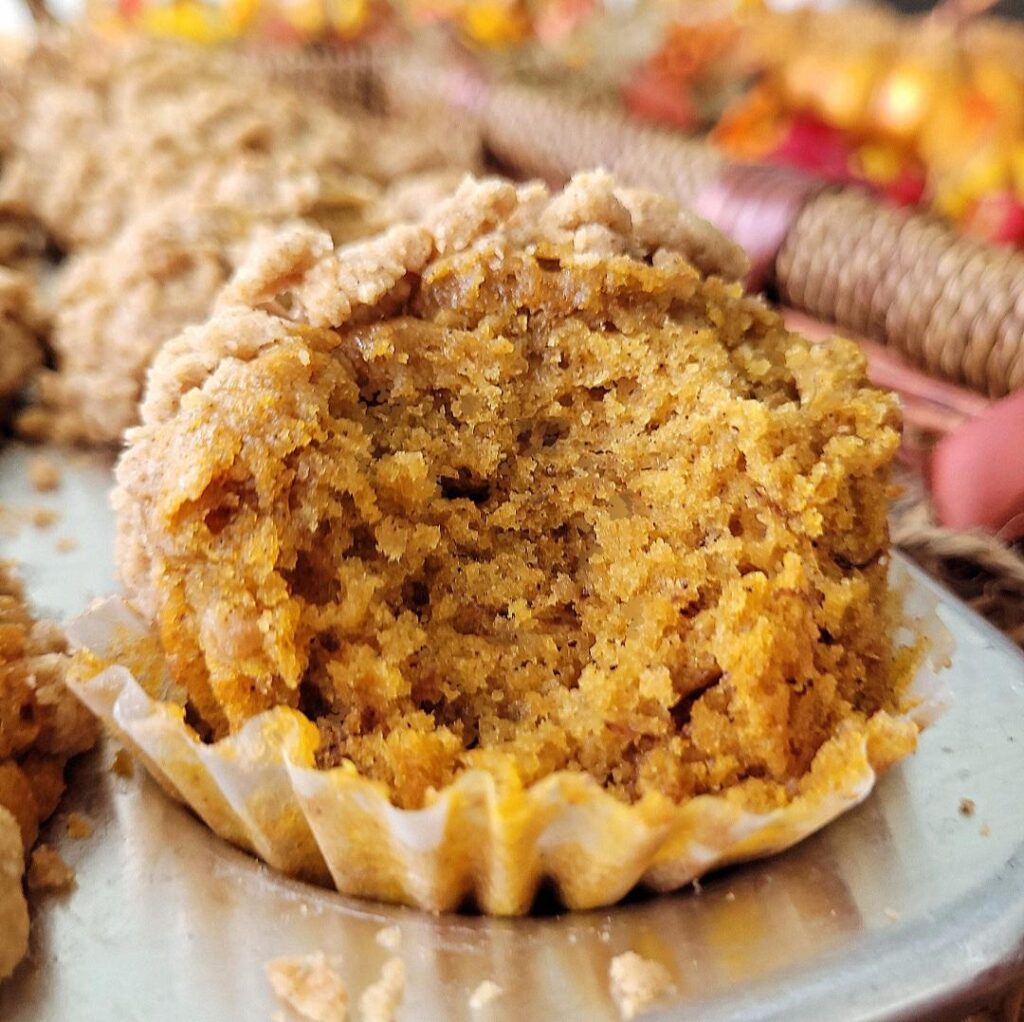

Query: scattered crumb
(374, 926), (401, 952)
(599, 931), (611, 943)
(31, 507), (58, 528)
(27, 844), (74, 892)
(981, 824), (992, 837)
(28, 455), (61, 493)
(55, 536), (79, 554)
(65, 812), (93, 840)
(724, 891), (736, 902)
(265, 952), (348, 1022)
(358, 957), (405, 1022)
(959, 798), (976, 817)
(567, 933), (578, 945)
(883, 907), (900, 922)
(468, 980), (503, 1010)
(608, 951), (675, 1021)
(111, 747), (135, 778)
(691, 877), (702, 895)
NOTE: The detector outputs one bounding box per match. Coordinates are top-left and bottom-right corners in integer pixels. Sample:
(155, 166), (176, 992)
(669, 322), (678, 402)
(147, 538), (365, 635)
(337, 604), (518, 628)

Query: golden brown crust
(116, 172), (902, 813)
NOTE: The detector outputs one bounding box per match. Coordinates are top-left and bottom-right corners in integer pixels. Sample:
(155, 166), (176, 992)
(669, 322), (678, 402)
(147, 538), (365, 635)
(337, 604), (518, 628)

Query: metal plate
(0, 440), (1022, 1022)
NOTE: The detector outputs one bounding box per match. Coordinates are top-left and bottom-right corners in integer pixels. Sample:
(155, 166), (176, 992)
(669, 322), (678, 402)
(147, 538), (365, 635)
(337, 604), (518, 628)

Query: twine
(892, 472), (1024, 647)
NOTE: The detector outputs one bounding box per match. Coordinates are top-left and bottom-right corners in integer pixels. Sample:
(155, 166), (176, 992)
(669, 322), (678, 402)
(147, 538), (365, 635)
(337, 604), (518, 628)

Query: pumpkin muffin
(114, 172), (913, 817)
(0, 562), (99, 979)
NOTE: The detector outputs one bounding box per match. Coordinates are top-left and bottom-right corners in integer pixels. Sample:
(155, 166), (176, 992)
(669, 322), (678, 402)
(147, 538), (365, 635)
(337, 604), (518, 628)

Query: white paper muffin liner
(65, 580), (950, 915)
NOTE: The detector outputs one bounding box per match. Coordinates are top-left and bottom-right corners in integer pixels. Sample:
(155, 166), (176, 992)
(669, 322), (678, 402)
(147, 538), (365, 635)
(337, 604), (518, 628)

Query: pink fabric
(694, 164), (823, 290)
(931, 389), (1024, 541)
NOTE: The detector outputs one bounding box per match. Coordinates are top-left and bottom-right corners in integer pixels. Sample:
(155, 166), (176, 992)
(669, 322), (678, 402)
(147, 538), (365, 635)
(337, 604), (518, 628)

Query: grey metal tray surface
(0, 441), (1022, 1022)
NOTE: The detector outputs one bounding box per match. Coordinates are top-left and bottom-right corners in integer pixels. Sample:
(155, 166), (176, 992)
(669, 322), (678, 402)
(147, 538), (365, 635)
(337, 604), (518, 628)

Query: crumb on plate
(31, 507), (59, 529)
(265, 952), (348, 1022)
(27, 843), (74, 892)
(959, 798), (976, 816)
(65, 812), (93, 839)
(608, 951), (675, 1021)
(111, 747), (135, 778)
(358, 957), (405, 1022)
(54, 536), (78, 554)
(375, 926), (401, 952)
(27, 456), (60, 493)
(468, 980), (503, 1010)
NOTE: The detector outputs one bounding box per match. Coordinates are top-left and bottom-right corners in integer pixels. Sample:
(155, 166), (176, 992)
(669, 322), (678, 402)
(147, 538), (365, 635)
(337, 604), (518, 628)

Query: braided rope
(777, 190), (1024, 398)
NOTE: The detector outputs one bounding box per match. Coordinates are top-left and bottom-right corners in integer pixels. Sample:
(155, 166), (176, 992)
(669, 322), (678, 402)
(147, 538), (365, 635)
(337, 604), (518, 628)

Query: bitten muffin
(114, 172), (914, 816)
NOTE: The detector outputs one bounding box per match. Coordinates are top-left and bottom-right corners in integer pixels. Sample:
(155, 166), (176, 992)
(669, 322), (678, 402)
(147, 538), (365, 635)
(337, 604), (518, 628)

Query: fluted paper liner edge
(65, 579), (950, 915)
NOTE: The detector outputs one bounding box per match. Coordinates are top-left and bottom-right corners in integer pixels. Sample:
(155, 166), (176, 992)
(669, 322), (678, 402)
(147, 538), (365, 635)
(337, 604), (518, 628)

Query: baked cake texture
(114, 172), (915, 814)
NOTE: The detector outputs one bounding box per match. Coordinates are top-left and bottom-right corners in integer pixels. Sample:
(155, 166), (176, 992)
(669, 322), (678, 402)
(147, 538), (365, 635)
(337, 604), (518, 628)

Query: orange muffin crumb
(115, 172), (911, 814)
(27, 843), (74, 893)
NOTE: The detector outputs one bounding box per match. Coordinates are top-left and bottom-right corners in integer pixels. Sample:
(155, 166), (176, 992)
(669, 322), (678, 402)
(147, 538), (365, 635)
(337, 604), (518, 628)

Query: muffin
(0, 562), (99, 978)
(103, 172), (924, 911)
(0, 563), (98, 852)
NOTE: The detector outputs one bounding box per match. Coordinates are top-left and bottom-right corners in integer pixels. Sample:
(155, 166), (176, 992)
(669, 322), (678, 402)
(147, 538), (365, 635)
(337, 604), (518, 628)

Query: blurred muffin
(113, 171), (915, 828)
(3, 35), (479, 445)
